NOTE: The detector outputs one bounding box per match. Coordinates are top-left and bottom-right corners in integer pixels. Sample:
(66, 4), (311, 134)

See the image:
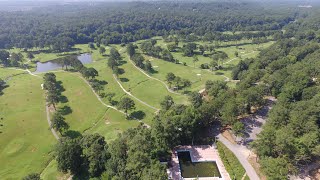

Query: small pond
(35, 53), (92, 73)
(178, 151), (222, 178)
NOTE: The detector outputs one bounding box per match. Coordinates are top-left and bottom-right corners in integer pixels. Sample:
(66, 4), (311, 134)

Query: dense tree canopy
(0, 1), (298, 50)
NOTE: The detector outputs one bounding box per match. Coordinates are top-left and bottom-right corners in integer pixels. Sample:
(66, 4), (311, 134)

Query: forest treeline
(0, 1), (297, 50)
(232, 18), (320, 179)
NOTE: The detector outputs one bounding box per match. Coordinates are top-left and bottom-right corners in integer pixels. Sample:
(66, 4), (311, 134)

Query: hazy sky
(0, 0), (315, 2)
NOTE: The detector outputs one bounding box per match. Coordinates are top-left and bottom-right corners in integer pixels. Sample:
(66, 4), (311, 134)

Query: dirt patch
(310, 168), (320, 180)
(105, 120), (110, 125)
(30, 146), (37, 152)
(76, 90), (83, 96)
(48, 105), (56, 113)
(221, 128), (237, 144)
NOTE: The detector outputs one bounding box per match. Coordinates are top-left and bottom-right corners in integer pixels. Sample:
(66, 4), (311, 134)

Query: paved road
(217, 134), (260, 180)
(217, 97), (277, 180)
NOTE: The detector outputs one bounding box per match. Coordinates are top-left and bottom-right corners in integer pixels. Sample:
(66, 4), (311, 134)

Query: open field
(0, 70), (55, 179)
(86, 59), (157, 125)
(134, 38), (274, 91)
(115, 52), (189, 107)
(143, 54), (225, 92)
(54, 72), (109, 133)
(0, 67), (27, 79)
(152, 38), (274, 69)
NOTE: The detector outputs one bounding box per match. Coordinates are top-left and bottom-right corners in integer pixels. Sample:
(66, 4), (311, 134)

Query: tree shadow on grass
(120, 78), (129, 82)
(99, 80), (108, 85)
(56, 81), (65, 92)
(118, 68), (125, 75)
(215, 72), (224, 75)
(64, 130), (82, 139)
(150, 69), (158, 74)
(72, 170), (90, 180)
(130, 110), (146, 120)
(58, 105), (72, 115)
(118, 60), (127, 66)
(59, 95), (68, 103)
(221, 64), (236, 71)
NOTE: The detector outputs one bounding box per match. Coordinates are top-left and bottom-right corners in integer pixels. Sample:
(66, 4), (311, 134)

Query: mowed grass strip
(0, 71), (55, 179)
(142, 55), (225, 92)
(41, 71), (143, 179)
(117, 49), (188, 106)
(86, 59), (156, 125)
(0, 68), (27, 79)
(54, 72), (109, 133)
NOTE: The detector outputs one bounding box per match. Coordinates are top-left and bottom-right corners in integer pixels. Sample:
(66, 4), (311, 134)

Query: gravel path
(127, 56), (181, 95)
(79, 74), (151, 128)
(113, 74), (160, 111)
(45, 105), (60, 140)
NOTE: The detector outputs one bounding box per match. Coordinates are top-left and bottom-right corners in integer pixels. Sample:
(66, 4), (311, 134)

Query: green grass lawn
(0, 68), (27, 79)
(153, 38), (273, 69)
(135, 38), (274, 91)
(0, 69), (55, 179)
(54, 72), (109, 133)
(85, 59), (156, 125)
(142, 54), (225, 92)
(54, 71), (148, 134)
(40, 160), (68, 180)
(114, 52), (188, 108)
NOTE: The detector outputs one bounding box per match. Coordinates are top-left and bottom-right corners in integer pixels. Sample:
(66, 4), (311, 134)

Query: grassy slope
(86, 58), (156, 125)
(54, 71), (141, 136)
(144, 55), (225, 92)
(0, 70), (55, 179)
(115, 51), (188, 108)
(55, 72), (108, 133)
(0, 68), (27, 79)
(41, 71), (142, 179)
(138, 39), (274, 91)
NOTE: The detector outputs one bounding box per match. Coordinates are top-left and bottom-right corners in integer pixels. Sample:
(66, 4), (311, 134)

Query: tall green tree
(56, 138), (83, 175)
(145, 60), (153, 73)
(260, 157), (289, 180)
(118, 97), (136, 118)
(27, 52), (34, 60)
(127, 43), (136, 58)
(51, 112), (69, 135)
(80, 134), (110, 177)
(99, 46), (106, 55)
(47, 90), (60, 110)
(166, 73), (176, 88)
(160, 96), (174, 111)
(110, 48), (121, 60)
(22, 173), (41, 180)
(192, 55), (199, 67)
(189, 92), (203, 108)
